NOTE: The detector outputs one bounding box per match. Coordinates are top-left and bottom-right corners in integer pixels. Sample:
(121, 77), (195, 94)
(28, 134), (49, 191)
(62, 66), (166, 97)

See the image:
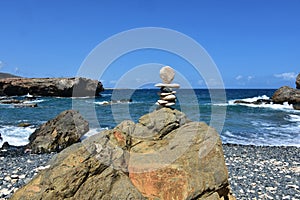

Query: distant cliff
(0, 77), (104, 97)
(0, 72), (21, 79)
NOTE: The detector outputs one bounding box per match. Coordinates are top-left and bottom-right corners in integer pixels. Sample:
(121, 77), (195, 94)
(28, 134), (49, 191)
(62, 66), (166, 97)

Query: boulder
(272, 86), (300, 105)
(12, 108), (235, 200)
(26, 110), (89, 153)
(129, 108), (234, 199)
(296, 73), (300, 89)
(11, 132), (145, 200)
(0, 77), (103, 97)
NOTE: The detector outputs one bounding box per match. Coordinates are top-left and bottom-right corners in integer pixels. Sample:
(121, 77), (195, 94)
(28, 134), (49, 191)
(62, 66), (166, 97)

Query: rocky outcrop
(0, 72), (20, 79)
(234, 74), (300, 110)
(272, 86), (300, 104)
(271, 73), (300, 110)
(0, 77), (103, 97)
(11, 108), (235, 200)
(26, 110), (89, 154)
(296, 74), (300, 89)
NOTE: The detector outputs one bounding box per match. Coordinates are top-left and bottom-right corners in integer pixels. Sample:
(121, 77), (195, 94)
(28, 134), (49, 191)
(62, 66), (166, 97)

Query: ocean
(1, 89), (299, 147)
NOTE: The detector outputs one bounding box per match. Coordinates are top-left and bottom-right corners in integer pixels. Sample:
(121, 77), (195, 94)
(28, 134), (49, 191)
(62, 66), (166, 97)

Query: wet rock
(17, 123), (31, 128)
(233, 99), (272, 105)
(26, 110), (89, 153)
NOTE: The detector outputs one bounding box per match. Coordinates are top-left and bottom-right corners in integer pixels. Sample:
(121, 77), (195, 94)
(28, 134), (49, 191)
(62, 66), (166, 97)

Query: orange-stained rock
(129, 167), (189, 200)
(128, 108), (235, 200)
(11, 107), (235, 200)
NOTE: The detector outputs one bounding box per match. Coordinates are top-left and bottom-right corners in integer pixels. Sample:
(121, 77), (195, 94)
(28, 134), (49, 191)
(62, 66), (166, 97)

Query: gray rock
(26, 110), (89, 153)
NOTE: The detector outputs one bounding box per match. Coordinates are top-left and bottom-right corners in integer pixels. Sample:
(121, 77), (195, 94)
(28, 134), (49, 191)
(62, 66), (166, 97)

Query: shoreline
(0, 144), (299, 199)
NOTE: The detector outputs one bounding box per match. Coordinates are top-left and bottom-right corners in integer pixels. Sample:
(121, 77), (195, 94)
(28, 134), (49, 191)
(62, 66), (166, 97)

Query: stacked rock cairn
(155, 66), (180, 107)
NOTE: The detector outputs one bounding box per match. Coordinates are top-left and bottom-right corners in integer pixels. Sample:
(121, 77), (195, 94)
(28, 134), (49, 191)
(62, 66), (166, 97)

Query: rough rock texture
(272, 86), (300, 105)
(0, 77), (103, 97)
(129, 108), (234, 200)
(26, 110), (89, 154)
(296, 73), (300, 89)
(11, 108), (235, 200)
(11, 132), (145, 200)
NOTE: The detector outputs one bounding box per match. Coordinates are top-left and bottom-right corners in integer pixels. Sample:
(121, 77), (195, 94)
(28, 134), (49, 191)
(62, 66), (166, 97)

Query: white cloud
(247, 76), (254, 81)
(235, 75), (243, 80)
(274, 72), (297, 81)
(109, 80), (117, 84)
(14, 67), (20, 73)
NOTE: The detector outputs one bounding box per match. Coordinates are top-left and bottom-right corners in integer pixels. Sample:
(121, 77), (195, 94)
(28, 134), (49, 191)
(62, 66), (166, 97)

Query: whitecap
(0, 125), (36, 147)
(285, 114), (300, 122)
(228, 94), (299, 112)
(94, 101), (110, 105)
(23, 99), (45, 104)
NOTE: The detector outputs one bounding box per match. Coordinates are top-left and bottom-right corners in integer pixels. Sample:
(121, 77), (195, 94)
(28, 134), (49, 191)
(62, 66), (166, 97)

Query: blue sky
(0, 0), (299, 88)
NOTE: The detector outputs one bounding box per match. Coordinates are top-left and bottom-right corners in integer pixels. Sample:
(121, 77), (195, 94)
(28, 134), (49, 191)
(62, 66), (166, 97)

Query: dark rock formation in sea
(233, 99), (272, 105)
(26, 110), (89, 154)
(0, 77), (104, 97)
(272, 86), (300, 105)
(234, 73), (300, 110)
(11, 107), (236, 200)
(296, 73), (300, 89)
(272, 76), (300, 110)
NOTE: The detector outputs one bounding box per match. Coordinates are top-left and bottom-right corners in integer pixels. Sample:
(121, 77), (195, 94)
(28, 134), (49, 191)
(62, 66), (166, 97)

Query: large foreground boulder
(12, 108), (235, 200)
(26, 110), (89, 153)
(0, 77), (103, 97)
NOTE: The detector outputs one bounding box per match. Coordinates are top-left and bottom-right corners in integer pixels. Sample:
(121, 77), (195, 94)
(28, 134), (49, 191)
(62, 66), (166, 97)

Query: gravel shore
(223, 144), (300, 200)
(0, 144), (299, 199)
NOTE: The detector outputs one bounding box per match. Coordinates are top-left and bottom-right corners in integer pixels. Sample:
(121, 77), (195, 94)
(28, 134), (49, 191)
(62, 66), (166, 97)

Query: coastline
(0, 144), (299, 199)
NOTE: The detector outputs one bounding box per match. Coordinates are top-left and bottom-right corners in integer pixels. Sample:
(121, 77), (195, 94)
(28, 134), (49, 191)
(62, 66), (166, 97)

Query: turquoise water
(1, 89), (299, 147)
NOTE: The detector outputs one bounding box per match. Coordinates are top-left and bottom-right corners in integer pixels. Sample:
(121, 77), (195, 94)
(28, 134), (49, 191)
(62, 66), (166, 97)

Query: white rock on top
(160, 66), (175, 84)
(155, 83), (180, 88)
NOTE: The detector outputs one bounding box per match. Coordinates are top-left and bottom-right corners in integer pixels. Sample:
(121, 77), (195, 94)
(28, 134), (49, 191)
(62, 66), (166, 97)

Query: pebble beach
(0, 144), (299, 199)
